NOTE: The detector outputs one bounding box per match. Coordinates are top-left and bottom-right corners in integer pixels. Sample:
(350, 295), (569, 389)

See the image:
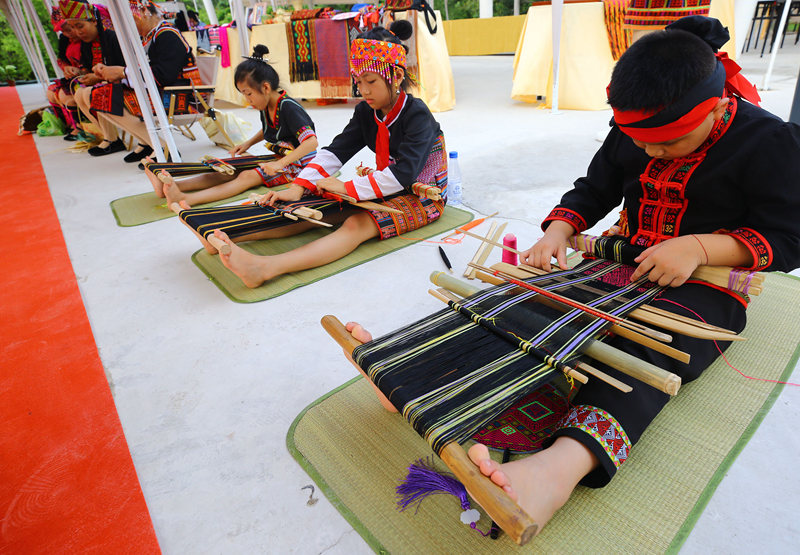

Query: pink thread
(728, 269), (754, 295)
(502, 234), (518, 265)
(655, 298), (800, 387)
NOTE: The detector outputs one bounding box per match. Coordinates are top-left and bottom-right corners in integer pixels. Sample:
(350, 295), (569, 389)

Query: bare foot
(344, 322), (398, 413)
(144, 157), (165, 198)
(467, 440), (585, 537)
(162, 171), (191, 209)
(215, 230), (274, 288)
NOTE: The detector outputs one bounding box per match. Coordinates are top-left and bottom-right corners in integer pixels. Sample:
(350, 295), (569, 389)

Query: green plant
(0, 64), (17, 81)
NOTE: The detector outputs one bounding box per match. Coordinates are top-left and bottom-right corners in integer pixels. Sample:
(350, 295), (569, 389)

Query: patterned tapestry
(286, 19), (319, 82)
(624, 0), (712, 30)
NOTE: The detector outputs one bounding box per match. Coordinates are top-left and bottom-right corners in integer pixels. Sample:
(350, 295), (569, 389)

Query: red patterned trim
(297, 126), (316, 143)
(344, 180), (358, 200)
(684, 280), (750, 307)
(560, 404), (631, 469)
(721, 227), (773, 270)
(543, 208), (587, 233)
(306, 163), (330, 178)
(294, 177), (317, 193)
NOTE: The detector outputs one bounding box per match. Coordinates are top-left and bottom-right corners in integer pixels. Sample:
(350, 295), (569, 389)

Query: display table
(185, 11), (455, 112)
(511, 0), (736, 110)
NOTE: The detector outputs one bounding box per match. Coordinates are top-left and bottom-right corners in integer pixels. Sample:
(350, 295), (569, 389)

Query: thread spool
(502, 233), (518, 265)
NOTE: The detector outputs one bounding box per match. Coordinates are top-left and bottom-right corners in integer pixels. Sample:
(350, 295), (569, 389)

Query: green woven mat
(110, 186), (271, 227)
(192, 206), (474, 303)
(287, 272), (800, 553)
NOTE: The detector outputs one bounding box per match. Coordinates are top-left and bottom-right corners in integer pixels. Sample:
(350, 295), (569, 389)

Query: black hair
(173, 11), (189, 32)
(356, 20), (414, 92)
(607, 29), (717, 111)
(235, 44), (280, 91)
(187, 9), (199, 22)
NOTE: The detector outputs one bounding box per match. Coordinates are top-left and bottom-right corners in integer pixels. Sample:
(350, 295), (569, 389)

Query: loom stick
(490, 263), (745, 341)
(476, 263), (674, 344)
(575, 362), (633, 393)
(473, 269), (690, 363)
(200, 155), (236, 175)
(429, 272), (682, 395)
(568, 234), (764, 295)
(459, 229), (763, 295)
(245, 194), (334, 228)
(427, 289), (590, 385)
(465, 222), (507, 280)
(320, 315), (539, 546)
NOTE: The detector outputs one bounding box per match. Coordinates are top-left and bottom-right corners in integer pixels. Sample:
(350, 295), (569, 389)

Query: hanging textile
(314, 19), (351, 97)
(286, 19), (319, 82)
(603, 0), (632, 60)
(623, 0), (712, 31)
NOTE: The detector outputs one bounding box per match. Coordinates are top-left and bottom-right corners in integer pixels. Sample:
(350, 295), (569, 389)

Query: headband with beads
(349, 38), (406, 82)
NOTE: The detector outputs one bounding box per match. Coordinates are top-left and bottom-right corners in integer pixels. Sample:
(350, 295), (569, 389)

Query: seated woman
(76, 0), (203, 161)
(147, 45), (318, 208)
(59, 0), (124, 142)
(46, 8), (85, 140)
(177, 22), (448, 288)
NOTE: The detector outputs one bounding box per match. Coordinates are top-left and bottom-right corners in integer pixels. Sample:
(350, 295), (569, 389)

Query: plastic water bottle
(448, 151), (462, 205)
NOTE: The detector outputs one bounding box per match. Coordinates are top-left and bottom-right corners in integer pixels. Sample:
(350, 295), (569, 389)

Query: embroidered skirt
(367, 194), (446, 241)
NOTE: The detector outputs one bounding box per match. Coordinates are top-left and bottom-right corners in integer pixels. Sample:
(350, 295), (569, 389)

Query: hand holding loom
(320, 315), (539, 546)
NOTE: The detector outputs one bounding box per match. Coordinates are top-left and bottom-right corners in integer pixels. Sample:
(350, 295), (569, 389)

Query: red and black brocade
(543, 98), (800, 274)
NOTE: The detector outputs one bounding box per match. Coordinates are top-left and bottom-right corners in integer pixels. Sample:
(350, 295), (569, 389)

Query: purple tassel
(396, 457), (470, 513)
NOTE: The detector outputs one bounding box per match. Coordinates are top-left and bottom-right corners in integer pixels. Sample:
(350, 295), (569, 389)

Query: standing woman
(59, 0), (124, 141)
(77, 0), (203, 160)
(151, 45), (318, 207)
(177, 21), (449, 289)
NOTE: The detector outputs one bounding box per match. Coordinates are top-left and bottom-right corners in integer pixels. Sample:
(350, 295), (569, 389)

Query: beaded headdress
(51, 6), (64, 31)
(129, 0), (158, 17)
(349, 38), (406, 82)
(58, 0), (93, 21)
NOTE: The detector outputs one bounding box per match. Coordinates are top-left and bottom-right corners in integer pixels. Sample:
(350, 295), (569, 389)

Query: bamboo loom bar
(490, 262), (745, 342)
(320, 315), (539, 546)
(465, 222), (507, 280)
(456, 228), (763, 296)
(430, 272), (682, 395)
(470, 263), (674, 344)
(473, 269), (691, 363)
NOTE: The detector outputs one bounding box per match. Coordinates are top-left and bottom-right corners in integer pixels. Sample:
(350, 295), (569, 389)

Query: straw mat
(110, 186), (271, 227)
(191, 206), (473, 303)
(287, 272), (800, 553)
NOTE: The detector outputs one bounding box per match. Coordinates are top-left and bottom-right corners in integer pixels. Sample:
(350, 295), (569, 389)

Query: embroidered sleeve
(718, 228), (773, 270)
(296, 126), (316, 143)
(542, 208), (588, 233)
(344, 170), (404, 200)
(294, 149), (342, 193)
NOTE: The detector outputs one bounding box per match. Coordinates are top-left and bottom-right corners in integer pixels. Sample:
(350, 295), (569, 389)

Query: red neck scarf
(374, 91), (407, 170)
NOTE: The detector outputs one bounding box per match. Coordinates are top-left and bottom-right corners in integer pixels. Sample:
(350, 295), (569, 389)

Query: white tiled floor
(17, 42), (800, 553)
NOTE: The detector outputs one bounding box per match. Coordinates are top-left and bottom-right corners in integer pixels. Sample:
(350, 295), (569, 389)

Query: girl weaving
(177, 22), (448, 289)
(345, 17), (800, 537)
(147, 45), (319, 208)
(46, 8), (85, 140)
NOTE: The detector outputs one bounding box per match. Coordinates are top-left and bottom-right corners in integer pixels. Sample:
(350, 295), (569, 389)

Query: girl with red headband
(177, 21), (448, 289)
(459, 16), (800, 535)
(344, 15), (800, 538)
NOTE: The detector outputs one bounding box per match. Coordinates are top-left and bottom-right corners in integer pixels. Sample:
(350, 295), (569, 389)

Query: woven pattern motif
(624, 0), (712, 30)
(286, 20), (319, 82)
(562, 404), (632, 469)
(59, 0), (91, 20)
(603, 0), (631, 60)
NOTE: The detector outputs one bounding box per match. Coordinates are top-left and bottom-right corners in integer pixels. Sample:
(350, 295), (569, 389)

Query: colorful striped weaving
(623, 0), (712, 30)
(353, 260), (664, 453)
(145, 154), (279, 179)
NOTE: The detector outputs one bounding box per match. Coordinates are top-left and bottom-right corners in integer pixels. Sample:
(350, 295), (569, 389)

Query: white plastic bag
(201, 110), (251, 148)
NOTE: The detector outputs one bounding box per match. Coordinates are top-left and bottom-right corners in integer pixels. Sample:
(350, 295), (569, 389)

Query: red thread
(691, 234), (709, 265)
(656, 298), (800, 387)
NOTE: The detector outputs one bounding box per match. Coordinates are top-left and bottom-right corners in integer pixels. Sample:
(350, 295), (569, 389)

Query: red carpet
(0, 88), (160, 552)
